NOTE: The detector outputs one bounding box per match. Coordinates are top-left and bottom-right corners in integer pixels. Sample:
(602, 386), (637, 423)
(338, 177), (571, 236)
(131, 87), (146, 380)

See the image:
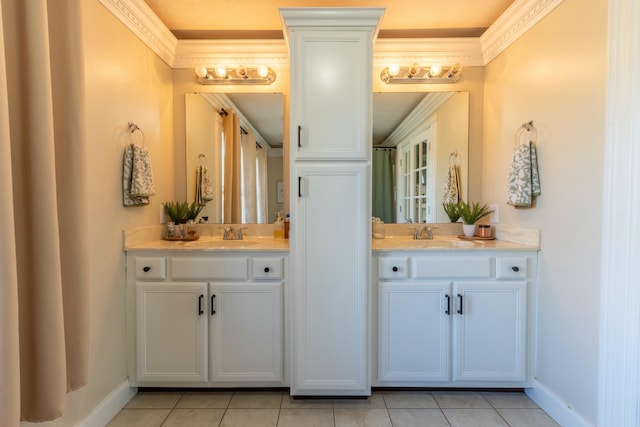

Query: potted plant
(442, 202), (461, 223)
(458, 201), (493, 237)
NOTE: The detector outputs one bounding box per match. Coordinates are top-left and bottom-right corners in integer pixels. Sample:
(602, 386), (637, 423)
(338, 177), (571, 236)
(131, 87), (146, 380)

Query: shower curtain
(0, 0), (89, 424)
(372, 148), (395, 223)
(223, 110), (242, 223)
(241, 129), (257, 223)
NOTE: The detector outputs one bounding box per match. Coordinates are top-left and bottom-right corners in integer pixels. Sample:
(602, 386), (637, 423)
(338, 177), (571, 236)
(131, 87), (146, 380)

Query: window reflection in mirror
(372, 92), (469, 224)
(185, 93), (284, 224)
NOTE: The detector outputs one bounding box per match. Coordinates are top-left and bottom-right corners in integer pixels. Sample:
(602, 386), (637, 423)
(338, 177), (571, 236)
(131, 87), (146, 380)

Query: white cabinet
(136, 282), (208, 383)
(281, 8), (384, 397)
(290, 31), (370, 160)
(378, 282), (450, 381)
(375, 252), (535, 387)
(452, 281), (527, 382)
(127, 253), (286, 387)
(209, 282), (282, 383)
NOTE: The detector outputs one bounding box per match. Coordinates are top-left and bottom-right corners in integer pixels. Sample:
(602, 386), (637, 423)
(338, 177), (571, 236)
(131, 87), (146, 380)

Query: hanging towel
(507, 141), (541, 207)
(123, 143), (155, 206)
(443, 164), (461, 204)
(195, 164), (214, 205)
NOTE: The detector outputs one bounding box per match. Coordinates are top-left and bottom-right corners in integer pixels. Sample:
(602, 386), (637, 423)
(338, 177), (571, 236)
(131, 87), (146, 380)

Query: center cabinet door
(291, 163), (370, 395)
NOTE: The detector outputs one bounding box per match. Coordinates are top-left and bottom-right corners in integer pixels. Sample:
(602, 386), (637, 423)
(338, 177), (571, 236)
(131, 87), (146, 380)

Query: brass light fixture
(380, 63), (462, 84)
(195, 65), (277, 85)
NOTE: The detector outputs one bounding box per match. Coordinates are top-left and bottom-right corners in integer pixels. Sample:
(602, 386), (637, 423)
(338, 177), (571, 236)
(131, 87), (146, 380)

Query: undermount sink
(374, 236), (480, 249)
(187, 237), (258, 247)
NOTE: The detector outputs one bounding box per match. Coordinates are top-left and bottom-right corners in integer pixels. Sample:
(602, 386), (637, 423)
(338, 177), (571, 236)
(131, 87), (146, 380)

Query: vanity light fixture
(380, 63), (462, 84)
(195, 65), (277, 85)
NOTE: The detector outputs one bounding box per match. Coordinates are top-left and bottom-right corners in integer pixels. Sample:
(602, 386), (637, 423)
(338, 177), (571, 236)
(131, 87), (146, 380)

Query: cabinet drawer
(378, 257), (410, 279)
(252, 257), (283, 280)
(496, 257), (528, 279)
(134, 257), (166, 280)
(413, 256), (492, 279)
(170, 257), (248, 280)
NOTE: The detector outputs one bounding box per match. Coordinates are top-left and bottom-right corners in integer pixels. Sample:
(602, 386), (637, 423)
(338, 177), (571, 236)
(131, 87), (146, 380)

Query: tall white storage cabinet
(281, 8), (384, 396)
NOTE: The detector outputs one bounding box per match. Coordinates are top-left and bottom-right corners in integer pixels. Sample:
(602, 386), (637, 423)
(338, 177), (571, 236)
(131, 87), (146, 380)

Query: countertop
(123, 224), (539, 252)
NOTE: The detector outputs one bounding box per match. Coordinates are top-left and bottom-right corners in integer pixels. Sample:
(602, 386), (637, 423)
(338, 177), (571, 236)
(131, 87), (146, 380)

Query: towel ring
(515, 121), (537, 146)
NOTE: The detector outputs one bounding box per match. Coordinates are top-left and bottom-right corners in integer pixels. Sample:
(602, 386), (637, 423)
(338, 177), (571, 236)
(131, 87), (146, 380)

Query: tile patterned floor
(107, 390), (560, 427)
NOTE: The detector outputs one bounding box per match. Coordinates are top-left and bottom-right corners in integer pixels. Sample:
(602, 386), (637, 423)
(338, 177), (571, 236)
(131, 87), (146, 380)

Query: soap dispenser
(274, 212), (285, 238)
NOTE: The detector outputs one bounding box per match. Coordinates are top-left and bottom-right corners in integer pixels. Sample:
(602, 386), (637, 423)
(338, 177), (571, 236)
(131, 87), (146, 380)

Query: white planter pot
(462, 223), (476, 237)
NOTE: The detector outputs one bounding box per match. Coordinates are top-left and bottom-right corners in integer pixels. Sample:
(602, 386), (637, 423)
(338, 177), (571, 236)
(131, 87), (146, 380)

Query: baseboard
(77, 381), (137, 427)
(526, 380), (593, 427)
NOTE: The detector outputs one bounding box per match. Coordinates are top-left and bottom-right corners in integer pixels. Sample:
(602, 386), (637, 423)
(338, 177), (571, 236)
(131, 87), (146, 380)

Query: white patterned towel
(123, 144), (155, 206)
(507, 141), (541, 207)
(443, 164), (461, 204)
(195, 164), (214, 205)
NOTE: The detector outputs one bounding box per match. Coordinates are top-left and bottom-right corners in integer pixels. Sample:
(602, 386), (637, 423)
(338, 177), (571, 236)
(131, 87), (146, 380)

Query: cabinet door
(378, 282), (451, 382)
(290, 31), (371, 160)
(452, 281), (527, 382)
(136, 282), (208, 382)
(209, 282), (282, 383)
(291, 164), (369, 395)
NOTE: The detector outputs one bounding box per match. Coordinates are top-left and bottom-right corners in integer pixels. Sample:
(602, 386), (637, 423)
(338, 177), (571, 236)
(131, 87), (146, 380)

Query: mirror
(185, 91), (468, 224)
(372, 91), (469, 224)
(185, 92), (284, 224)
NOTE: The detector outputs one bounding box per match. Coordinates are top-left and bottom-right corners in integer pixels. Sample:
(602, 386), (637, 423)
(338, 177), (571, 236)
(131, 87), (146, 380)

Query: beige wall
(20, 1), (175, 425)
(482, 0), (607, 423)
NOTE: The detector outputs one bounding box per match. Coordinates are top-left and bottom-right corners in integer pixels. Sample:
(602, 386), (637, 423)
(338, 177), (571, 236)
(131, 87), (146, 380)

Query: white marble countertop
(123, 224), (539, 253)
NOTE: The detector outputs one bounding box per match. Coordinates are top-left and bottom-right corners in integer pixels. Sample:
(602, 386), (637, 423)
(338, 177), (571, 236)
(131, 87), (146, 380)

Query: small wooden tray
(164, 235), (200, 242)
(458, 235), (496, 241)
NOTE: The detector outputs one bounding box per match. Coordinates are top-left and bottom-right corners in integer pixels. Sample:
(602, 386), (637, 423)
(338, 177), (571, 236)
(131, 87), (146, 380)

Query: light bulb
(429, 63), (442, 77)
(214, 65), (227, 78)
(256, 64), (269, 78)
(408, 63), (421, 76)
(388, 64), (400, 77)
(194, 65), (208, 78)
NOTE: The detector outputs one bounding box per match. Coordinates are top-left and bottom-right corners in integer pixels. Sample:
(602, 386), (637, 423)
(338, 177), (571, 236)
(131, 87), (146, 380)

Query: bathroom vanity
(125, 232), (289, 388)
(124, 225), (538, 390)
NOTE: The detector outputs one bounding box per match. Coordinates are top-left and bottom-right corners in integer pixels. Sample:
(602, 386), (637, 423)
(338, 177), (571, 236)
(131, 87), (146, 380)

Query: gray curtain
(372, 148), (395, 223)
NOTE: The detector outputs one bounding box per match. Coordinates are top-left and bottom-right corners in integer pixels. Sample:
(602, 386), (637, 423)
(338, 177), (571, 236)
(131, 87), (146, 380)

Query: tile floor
(107, 389), (560, 427)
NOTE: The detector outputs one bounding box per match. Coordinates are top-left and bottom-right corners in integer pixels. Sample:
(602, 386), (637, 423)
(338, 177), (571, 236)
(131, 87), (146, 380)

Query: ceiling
(143, 0), (516, 40)
(154, 1), (517, 147)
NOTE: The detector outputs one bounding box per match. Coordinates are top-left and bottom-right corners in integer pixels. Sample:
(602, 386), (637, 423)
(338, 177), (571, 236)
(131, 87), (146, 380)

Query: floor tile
(433, 391), (492, 409)
(277, 408), (334, 427)
(124, 392), (182, 409)
(333, 393), (386, 408)
(282, 396), (334, 408)
(334, 408), (392, 427)
(442, 408), (508, 427)
(106, 408), (170, 426)
(387, 408), (450, 427)
(220, 408), (279, 427)
(176, 391), (233, 408)
(382, 391), (439, 408)
(497, 408), (561, 427)
(482, 392), (539, 409)
(228, 392), (283, 408)
(162, 408), (225, 427)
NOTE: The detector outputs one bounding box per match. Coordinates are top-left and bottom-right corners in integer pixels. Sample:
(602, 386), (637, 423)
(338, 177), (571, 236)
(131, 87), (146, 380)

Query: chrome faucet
(223, 226), (235, 240)
(413, 226), (439, 240)
(222, 226), (246, 240)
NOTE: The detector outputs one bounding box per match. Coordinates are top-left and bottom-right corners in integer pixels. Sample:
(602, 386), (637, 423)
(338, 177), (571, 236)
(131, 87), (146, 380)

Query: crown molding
(97, 0), (177, 65)
(173, 40), (290, 69)
(374, 38), (484, 67)
(480, 0), (565, 63)
(106, 0), (565, 69)
(380, 92), (454, 147)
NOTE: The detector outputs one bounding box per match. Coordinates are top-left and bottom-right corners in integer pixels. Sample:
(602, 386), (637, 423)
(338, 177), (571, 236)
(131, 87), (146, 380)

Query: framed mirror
(185, 92), (284, 224)
(185, 91), (468, 225)
(372, 91), (469, 224)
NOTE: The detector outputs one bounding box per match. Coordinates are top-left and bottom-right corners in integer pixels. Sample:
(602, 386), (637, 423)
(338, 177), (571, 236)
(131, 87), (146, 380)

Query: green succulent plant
(442, 202), (462, 223)
(164, 201), (203, 223)
(458, 201), (494, 225)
